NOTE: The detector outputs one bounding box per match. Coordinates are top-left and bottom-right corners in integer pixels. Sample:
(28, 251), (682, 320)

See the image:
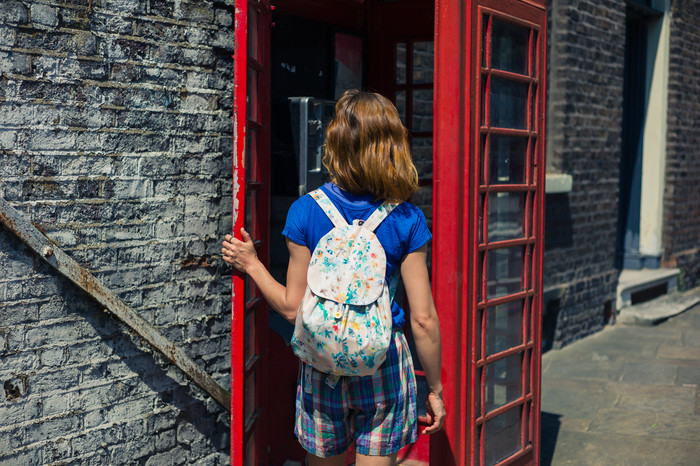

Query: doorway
(238, 1), (437, 464)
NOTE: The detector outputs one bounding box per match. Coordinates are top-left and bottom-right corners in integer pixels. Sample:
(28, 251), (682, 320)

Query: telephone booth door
(233, 0), (546, 464)
(232, 1), (272, 464)
(433, 0), (546, 464)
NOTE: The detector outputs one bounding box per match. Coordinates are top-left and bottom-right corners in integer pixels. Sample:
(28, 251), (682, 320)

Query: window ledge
(545, 173), (573, 194)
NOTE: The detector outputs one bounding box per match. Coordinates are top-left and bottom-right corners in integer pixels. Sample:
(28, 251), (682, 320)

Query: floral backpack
(291, 189), (399, 377)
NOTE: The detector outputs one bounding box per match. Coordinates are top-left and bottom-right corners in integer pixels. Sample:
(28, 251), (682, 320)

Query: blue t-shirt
(282, 182), (432, 328)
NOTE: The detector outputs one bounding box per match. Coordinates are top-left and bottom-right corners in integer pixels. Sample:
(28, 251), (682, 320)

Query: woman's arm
(401, 243), (446, 435)
(222, 228), (310, 323)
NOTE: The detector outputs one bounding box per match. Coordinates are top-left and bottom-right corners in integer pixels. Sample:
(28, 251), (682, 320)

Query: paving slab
(541, 383), (617, 420)
(619, 361), (677, 385)
(543, 431), (700, 466)
(658, 344), (700, 361)
(676, 365), (700, 386)
(602, 381), (696, 399)
(681, 330), (700, 347)
(541, 300), (700, 465)
(588, 408), (700, 441)
(615, 392), (696, 414)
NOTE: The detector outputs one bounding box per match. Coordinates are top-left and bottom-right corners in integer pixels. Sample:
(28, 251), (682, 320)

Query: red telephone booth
(232, 1), (546, 464)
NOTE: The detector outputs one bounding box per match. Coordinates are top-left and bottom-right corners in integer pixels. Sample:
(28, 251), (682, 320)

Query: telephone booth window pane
(487, 247), (523, 299)
(478, 252), (486, 302)
(246, 129), (258, 182)
(484, 407), (522, 465)
(488, 192), (525, 242)
(248, 7), (258, 62)
(476, 308), (484, 362)
(529, 31), (539, 77)
(245, 191), (257, 237)
(244, 374), (255, 424)
(529, 86), (537, 131)
(245, 433), (255, 466)
(475, 365), (483, 416)
(481, 14), (490, 69)
(412, 137), (433, 178)
(248, 68), (258, 124)
(245, 191), (253, 234)
(396, 43), (407, 84)
(475, 426), (482, 466)
(489, 136), (527, 185)
(412, 88), (433, 132)
(490, 78), (528, 129)
(486, 300), (523, 357)
(530, 140), (539, 185)
(245, 132), (252, 181)
(525, 192), (534, 237)
(478, 193), (485, 244)
(485, 352), (522, 412)
(245, 274), (258, 300)
(481, 76), (491, 126)
(413, 41), (434, 84)
(491, 18), (529, 74)
(396, 90), (407, 125)
(244, 311), (256, 363)
(412, 184), (433, 227)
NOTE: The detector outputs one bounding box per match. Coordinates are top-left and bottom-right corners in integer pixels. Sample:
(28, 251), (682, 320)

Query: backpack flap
(307, 225), (387, 305)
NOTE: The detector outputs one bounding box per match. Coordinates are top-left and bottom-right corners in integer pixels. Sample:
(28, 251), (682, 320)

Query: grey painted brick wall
(544, 0), (625, 346)
(1, 0), (234, 464)
(663, 0), (700, 289)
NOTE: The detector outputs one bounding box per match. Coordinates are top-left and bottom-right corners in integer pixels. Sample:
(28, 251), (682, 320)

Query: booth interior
(263, 0), (435, 461)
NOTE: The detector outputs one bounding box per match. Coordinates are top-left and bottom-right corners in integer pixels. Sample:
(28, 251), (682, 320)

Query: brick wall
(544, 0), (625, 346)
(0, 1), (234, 463)
(663, 0), (700, 289)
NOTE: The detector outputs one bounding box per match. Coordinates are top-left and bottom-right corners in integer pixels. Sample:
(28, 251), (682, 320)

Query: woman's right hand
(222, 228), (260, 274)
(423, 391), (446, 435)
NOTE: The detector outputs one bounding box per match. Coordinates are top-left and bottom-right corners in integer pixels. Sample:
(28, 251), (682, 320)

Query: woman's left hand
(423, 391), (446, 435)
(222, 228), (259, 273)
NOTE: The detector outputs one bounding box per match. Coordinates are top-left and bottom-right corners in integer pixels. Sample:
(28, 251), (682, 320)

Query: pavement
(541, 301), (700, 465)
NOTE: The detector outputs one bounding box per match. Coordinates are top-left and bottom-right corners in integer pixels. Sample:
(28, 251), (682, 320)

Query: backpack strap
(309, 189), (348, 228)
(388, 268), (400, 302)
(363, 201), (400, 232)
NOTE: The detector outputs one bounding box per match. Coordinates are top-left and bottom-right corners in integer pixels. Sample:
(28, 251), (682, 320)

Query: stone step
(616, 267), (680, 310)
(616, 289), (700, 326)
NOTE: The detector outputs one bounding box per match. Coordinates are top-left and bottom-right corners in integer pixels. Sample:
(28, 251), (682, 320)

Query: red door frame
(232, 3), (247, 462)
(432, 1), (471, 463)
(233, 0), (272, 464)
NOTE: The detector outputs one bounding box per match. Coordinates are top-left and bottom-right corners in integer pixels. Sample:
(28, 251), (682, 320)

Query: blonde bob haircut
(323, 89), (419, 202)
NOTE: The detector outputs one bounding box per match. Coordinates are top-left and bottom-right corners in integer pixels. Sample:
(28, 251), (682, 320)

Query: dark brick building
(543, 0), (700, 347)
(663, 0), (700, 285)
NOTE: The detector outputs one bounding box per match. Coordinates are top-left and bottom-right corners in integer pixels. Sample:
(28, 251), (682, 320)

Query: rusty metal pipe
(0, 196), (231, 412)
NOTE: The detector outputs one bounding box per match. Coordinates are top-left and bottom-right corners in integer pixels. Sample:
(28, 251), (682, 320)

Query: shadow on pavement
(540, 412), (561, 466)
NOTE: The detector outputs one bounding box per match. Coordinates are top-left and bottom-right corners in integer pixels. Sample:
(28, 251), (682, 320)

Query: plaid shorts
(294, 330), (418, 457)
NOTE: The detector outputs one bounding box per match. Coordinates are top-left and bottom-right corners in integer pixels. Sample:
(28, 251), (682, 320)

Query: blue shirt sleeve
(281, 195), (312, 247)
(405, 205), (432, 254)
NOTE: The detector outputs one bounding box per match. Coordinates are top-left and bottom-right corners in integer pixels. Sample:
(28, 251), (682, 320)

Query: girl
(222, 90), (445, 466)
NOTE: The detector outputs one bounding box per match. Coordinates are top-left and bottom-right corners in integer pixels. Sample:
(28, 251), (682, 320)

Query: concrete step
(616, 267), (680, 310)
(616, 288), (700, 326)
